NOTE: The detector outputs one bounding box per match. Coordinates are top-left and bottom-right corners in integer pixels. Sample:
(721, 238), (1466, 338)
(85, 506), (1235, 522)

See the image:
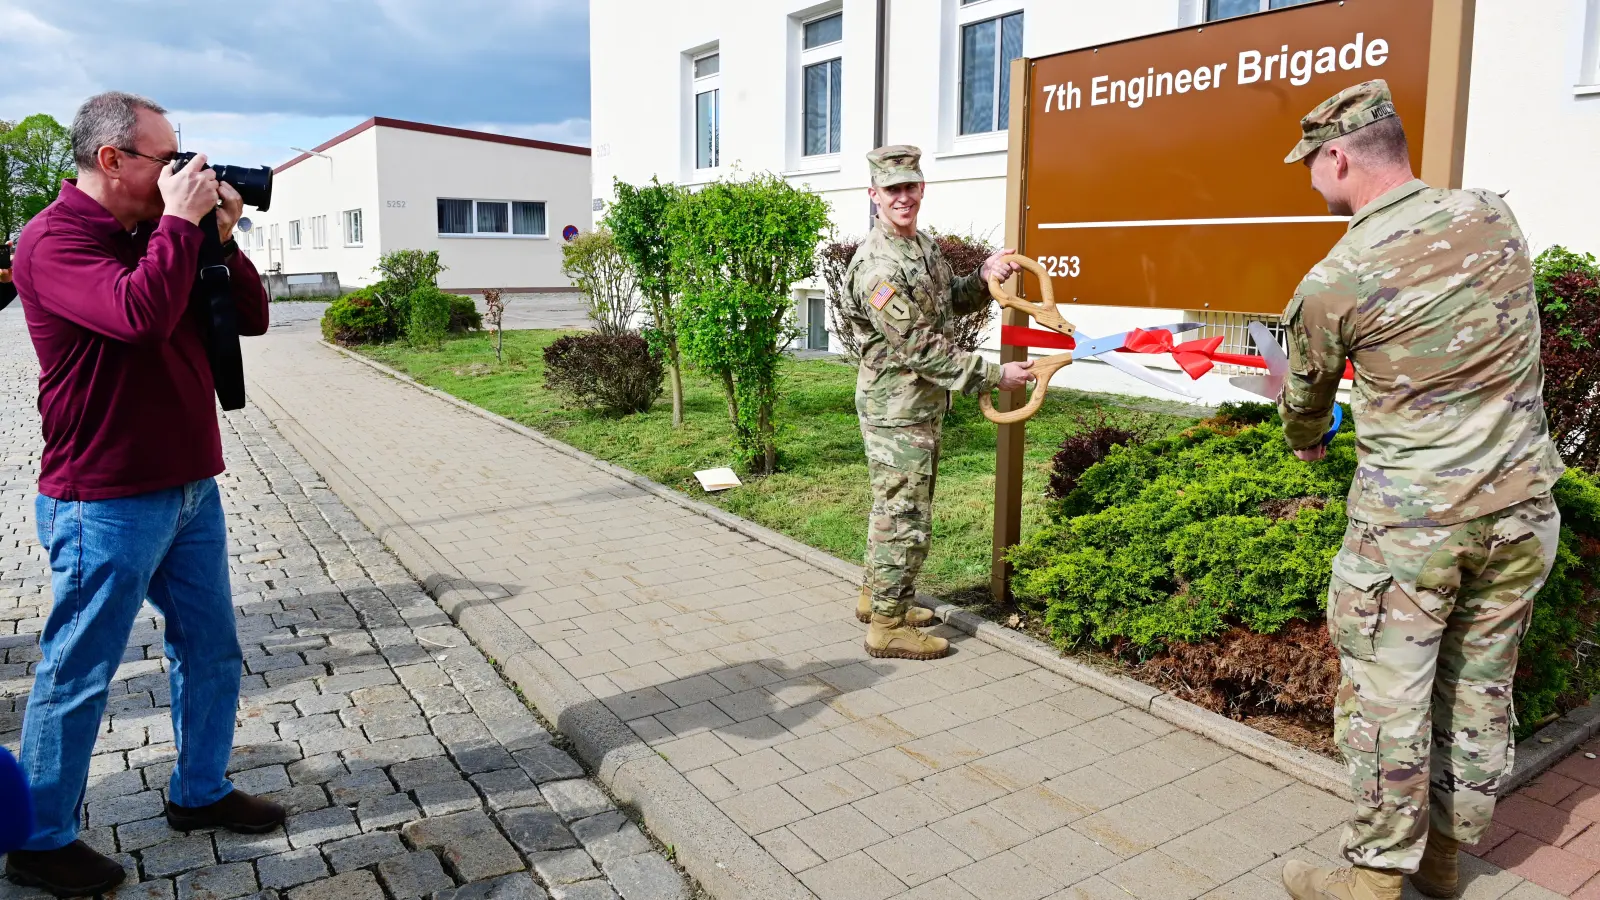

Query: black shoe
(5, 840), (128, 898)
(165, 789), (286, 834)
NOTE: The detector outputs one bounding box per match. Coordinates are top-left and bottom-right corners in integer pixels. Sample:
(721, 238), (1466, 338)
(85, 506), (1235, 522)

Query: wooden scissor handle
(980, 255), (1076, 425)
(988, 254), (1075, 338)
(979, 352), (1073, 425)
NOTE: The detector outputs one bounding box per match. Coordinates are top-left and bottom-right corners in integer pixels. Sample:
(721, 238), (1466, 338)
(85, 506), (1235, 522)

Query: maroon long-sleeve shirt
(15, 180), (270, 501)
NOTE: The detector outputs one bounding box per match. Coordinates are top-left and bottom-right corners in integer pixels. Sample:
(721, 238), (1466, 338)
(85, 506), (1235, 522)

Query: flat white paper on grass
(694, 467), (742, 492)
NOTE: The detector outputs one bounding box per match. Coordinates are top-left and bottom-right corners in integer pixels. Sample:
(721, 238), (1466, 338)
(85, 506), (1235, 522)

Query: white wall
(1464, 0), (1600, 257)
(374, 128), (591, 292)
(240, 127), (382, 291)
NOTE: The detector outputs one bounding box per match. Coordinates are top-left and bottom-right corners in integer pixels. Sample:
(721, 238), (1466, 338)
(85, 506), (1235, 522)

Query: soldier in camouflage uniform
(1275, 82), (1565, 900)
(840, 145), (1035, 660)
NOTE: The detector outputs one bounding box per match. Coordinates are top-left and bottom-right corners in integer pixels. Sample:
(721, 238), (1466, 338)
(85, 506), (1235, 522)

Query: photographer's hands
(215, 183), (243, 245)
(158, 153), (221, 228)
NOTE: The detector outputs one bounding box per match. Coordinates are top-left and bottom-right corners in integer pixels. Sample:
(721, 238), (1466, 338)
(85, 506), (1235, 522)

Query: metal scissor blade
(1229, 374), (1283, 400)
(1100, 351), (1199, 399)
(1071, 322), (1208, 361)
(1248, 321), (1290, 379)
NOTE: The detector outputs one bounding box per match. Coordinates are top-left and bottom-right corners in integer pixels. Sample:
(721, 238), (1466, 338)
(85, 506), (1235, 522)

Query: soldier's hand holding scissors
(981, 248), (1024, 284)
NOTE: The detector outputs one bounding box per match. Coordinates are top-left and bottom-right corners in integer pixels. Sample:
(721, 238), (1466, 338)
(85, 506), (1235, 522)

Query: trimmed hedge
(1011, 403), (1600, 737)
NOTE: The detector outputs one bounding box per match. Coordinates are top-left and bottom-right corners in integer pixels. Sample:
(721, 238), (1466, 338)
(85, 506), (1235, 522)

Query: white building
(240, 117), (591, 295)
(590, 0), (1600, 400)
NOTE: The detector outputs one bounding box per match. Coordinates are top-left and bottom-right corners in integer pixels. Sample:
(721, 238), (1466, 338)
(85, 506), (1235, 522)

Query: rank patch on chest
(869, 282), (897, 310)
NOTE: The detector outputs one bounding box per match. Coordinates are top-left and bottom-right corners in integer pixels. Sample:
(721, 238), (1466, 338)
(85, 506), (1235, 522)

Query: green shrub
(376, 249), (446, 300)
(1534, 247), (1600, 469)
(320, 291), (392, 346)
(449, 295), (482, 333)
(1011, 414), (1600, 737)
(406, 286), (453, 350)
(542, 332), (664, 416)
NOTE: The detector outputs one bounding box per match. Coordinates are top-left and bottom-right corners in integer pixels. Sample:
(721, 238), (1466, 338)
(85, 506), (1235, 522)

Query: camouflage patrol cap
(1285, 80), (1399, 164)
(867, 145), (924, 188)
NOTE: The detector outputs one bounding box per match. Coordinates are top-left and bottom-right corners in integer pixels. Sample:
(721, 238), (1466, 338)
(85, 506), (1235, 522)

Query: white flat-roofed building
(240, 116), (591, 296)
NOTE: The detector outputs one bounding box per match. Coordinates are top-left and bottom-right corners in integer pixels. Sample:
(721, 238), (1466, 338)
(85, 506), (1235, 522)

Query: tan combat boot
(856, 586), (934, 626)
(1410, 834), (1460, 898)
(1282, 861), (1402, 900)
(865, 613), (950, 660)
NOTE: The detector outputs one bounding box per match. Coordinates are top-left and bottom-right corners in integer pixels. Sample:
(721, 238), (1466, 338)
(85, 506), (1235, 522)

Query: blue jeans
(21, 479), (241, 851)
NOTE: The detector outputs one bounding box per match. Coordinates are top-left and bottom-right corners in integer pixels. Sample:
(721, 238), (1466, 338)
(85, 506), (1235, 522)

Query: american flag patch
(869, 282), (897, 310)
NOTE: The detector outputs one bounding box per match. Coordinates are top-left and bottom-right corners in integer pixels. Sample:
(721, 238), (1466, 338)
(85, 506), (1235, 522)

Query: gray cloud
(0, 0), (590, 130)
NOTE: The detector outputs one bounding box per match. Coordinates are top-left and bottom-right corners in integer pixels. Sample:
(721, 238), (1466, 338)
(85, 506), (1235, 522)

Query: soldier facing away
(1275, 81), (1565, 900)
(839, 145), (1035, 661)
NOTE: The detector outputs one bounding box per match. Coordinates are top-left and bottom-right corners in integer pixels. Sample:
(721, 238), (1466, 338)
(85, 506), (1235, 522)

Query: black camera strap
(194, 210), (246, 410)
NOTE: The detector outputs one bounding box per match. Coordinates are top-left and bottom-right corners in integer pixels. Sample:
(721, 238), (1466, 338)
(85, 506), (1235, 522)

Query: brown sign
(1018, 0), (1459, 316)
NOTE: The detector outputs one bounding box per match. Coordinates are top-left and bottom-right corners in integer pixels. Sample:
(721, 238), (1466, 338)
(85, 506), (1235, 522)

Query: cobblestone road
(0, 310), (690, 900)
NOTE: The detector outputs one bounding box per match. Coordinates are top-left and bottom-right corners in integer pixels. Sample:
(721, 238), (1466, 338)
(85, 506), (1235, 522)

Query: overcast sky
(0, 0), (591, 168)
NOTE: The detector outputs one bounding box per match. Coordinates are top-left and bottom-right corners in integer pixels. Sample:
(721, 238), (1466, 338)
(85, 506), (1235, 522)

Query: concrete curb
(248, 376), (813, 900)
(312, 340), (1592, 802)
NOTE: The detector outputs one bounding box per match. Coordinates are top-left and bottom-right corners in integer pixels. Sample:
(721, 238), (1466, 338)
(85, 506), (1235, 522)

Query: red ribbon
(1003, 324), (1356, 381)
(1001, 325), (1075, 351)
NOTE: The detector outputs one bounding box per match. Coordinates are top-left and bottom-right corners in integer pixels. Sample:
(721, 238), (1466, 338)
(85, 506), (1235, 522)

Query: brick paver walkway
(0, 312), (689, 900)
(1465, 740), (1600, 897)
(235, 322), (1568, 900)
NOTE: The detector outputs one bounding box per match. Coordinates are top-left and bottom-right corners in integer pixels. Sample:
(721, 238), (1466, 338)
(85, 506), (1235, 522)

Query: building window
(343, 209), (363, 246)
(1582, 0), (1600, 87)
(288, 220), (302, 249)
(306, 216), (329, 250)
(800, 12), (843, 158)
(693, 51), (721, 171)
(438, 199), (547, 237)
(960, 11), (1023, 136)
(803, 59), (843, 156)
(1206, 0), (1317, 21)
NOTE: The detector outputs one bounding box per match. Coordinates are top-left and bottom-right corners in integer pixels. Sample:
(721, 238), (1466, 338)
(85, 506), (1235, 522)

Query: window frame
(342, 209), (363, 247)
(1581, 0), (1600, 90)
(799, 10), (844, 160)
(1203, 0), (1318, 21)
(436, 198), (549, 239)
(288, 219), (302, 250)
(957, 6), (1024, 137)
(692, 49), (723, 172)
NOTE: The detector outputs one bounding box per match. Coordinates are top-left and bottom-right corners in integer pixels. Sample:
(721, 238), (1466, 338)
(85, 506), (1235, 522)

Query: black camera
(171, 152), (273, 211)
(0, 241), (11, 270)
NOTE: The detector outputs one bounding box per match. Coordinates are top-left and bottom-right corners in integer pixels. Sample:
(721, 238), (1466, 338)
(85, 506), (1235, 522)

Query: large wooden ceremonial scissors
(980, 255), (1203, 424)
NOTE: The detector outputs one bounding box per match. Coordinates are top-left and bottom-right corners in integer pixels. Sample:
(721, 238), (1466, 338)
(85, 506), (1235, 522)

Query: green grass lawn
(360, 330), (1203, 598)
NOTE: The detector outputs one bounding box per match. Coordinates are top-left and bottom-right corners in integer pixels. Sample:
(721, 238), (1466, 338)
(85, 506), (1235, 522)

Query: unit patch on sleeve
(869, 282), (897, 310)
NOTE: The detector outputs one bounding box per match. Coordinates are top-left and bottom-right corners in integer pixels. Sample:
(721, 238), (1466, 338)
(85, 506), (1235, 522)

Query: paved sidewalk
(1466, 739), (1600, 897)
(239, 326), (1565, 900)
(0, 313), (689, 900)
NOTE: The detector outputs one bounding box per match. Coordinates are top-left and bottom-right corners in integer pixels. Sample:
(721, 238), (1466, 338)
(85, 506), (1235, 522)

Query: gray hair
(71, 91), (168, 170)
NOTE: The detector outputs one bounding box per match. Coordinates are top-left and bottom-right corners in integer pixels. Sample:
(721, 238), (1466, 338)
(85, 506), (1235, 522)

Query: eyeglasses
(116, 147), (181, 166)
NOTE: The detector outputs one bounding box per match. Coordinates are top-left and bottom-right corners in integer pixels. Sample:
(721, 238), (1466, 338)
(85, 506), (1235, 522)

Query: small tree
(0, 120), (18, 244)
(668, 172), (832, 475)
(561, 229), (641, 336)
(376, 249), (445, 297)
(608, 179), (688, 426)
(1535, 246), (1600, 469)
(483, 288), (506, 363)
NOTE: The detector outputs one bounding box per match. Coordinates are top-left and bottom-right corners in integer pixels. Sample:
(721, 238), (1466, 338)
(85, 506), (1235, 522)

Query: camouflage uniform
(842, 146), (1002, 619)
(1279, 82), (1565, 874)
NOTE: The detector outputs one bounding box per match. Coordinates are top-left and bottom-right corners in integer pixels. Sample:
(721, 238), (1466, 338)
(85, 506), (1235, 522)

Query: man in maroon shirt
(6, 92), (279, 897)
